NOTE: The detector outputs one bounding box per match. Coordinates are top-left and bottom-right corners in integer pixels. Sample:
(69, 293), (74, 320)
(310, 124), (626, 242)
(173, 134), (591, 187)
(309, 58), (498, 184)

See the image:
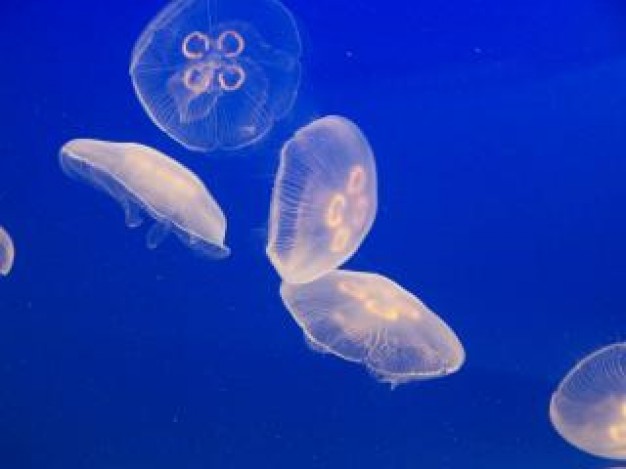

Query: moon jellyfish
(0, 226), (15, 276)
(280, 270), (465, 386)
(130, 0), (302, 152)
(550, 343), (626, 460)
(59, 139), (229, 258)
(267, 116), (378, 284)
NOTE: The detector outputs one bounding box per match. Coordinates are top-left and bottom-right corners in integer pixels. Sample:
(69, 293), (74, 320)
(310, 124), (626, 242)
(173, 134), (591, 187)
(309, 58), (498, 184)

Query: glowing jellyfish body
(59, 139), (229, 257)
(550, 343), (626, 460)
(280, 270), (465, 386)
(267, 116), (378, 284)
(0, 226), (15, 276)
(130, 0), (302, 152)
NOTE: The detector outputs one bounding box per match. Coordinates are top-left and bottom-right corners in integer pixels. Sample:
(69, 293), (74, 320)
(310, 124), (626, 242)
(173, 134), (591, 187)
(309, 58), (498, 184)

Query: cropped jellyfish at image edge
(0, 226), (15, 276)
(550, 343), (626, 460)
(267, 115), (378, 284)
(59, 139), (229, 258)
(280, 270), (465, 386)
(130, 0), (302, 152)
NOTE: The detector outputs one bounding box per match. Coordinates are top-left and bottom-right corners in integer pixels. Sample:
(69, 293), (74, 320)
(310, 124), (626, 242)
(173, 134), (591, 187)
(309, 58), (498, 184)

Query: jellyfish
(130, 0), (302, 152)
(0, 226), (15, 276)
(59, 139), (229, 257)
(280, 269), (465, 386)
(550, 343), (626, 460)
(267, 116), (378, 284)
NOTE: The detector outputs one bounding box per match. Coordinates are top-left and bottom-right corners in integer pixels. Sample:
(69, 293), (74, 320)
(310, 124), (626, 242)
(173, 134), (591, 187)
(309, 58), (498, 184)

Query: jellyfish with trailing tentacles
(280, 269), (465, 386)
(267, 116), (378, 284)
(550, 343), (626, 460)
(130, 0), (302, 152)
(60, 139), (229, 258)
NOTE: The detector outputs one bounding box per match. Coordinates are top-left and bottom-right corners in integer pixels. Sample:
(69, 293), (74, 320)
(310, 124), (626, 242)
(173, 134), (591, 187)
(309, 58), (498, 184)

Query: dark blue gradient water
(1, 0), (626, 467)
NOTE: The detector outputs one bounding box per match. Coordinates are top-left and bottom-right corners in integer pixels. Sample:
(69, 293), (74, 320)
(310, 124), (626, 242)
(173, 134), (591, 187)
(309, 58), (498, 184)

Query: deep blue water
(2, 0), (626, 467)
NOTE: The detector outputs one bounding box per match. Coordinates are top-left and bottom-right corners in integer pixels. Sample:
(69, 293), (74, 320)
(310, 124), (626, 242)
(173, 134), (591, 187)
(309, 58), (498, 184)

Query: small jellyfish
(130, 0), (302, 152)
(280, 269), (465, 386)
(550, 343), (626, 460)
(0, 226), (15, 276)
(59, 139), (229, 258)
(267, 116), (378, 284)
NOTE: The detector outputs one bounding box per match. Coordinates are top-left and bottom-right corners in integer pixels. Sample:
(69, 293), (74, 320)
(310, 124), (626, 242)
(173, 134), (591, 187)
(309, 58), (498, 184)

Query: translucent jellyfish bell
(267, 116), (378, 284)
(0, 226), (15, 276)
(550, 343), (626, 460)
(130, 0), (302, 152)
(280, 270), (465, 386)
(59, 139), (229, 258)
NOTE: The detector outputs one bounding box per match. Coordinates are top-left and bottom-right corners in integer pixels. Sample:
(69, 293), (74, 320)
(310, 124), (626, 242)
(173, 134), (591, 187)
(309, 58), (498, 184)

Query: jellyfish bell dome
(550, 343), (626, 460)
(267, 116), (378, 284)
(280, 269), (465, 386)
(130, 0), (302, 152)
(0, 226), (15, 276)
(59, 139), (230, 258)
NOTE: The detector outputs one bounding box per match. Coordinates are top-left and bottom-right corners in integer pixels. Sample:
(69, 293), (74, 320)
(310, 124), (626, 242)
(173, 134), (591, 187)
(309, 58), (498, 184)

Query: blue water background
(1, 0), (626, 467)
